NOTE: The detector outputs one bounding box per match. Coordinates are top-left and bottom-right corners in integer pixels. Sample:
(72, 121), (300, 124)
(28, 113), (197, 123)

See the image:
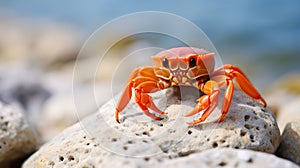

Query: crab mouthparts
(171, 70), (189, 85)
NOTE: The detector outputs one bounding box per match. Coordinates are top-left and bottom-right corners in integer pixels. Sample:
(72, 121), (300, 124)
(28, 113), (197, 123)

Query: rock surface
(276, 121), (300, 165)
(23, 88), (280, 167)
(0, 102), (39, 163)
(161, 148), (299, 168)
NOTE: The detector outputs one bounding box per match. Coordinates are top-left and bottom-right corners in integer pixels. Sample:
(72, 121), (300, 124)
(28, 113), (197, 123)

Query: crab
(115, 47), (267, 125)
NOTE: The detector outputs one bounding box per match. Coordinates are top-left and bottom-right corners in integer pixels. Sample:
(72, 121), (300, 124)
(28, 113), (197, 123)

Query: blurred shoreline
(1, 1), (300, 92)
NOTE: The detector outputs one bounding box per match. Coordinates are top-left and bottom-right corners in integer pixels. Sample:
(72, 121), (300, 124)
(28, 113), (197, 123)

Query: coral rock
(276, 121), (300, 165)
(23, 88), (280, 167)
(0, 102), (39, 163)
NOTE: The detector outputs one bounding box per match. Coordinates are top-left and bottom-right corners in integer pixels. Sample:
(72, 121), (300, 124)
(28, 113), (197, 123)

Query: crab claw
(185, 90), (220, 125)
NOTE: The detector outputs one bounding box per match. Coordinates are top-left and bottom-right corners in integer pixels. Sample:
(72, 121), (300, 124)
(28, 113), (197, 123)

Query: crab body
(115, 47), (266, 125)
(152, 47), (215, 87)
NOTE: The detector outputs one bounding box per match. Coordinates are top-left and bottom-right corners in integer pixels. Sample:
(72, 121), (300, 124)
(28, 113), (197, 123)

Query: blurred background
(0, 0), (300, 142)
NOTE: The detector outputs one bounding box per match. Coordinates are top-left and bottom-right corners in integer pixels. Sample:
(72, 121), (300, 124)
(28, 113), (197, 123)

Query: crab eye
(162, 58), (169, 68)
(189, 57), (196, 67)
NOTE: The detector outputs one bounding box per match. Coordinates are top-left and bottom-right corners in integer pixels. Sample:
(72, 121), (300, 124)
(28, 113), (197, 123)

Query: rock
(0, 15), (30, 63)
(266, 72), (300, 131)
(0, 14), (81, 67)
(0, 64), (51, 125)
(276, 121), (300, 165)
(0, 102), (39, 163)
(161, 148), (299, 168)
(23, 88), (280, 167)
(37, 94), (79, 142)
(38, 78), (113, 142)
(95, 88), (280, 155)
(32, 23), (81, 68)
(276, 98), (300, 132)
(267, 73), (300, 95)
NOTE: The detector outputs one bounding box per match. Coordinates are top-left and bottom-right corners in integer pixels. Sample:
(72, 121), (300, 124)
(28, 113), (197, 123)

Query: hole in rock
(48, 161), (55, 166)
(264, 124), (267, 129)
(212, 142), (218, 148)
(244, 115), (250, 121)
(240, 130), (247, 137)
(142, 131), (149, 136)
(218, 161), (227, 166)
(247, 158), (253, 163)
(178, 150), (195, 157)
(244, 124), (251, 129)
(68, 155), (75, 161)
(59, 156), (64, 161)
(269, 131), (272, 135)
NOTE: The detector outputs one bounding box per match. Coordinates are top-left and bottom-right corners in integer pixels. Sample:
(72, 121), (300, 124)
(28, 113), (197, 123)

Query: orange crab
(115, 47), (267, 125)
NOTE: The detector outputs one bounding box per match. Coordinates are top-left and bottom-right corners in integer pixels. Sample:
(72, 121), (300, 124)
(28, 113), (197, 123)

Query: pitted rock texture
(276, 121), (300, 165)
(23, 88), (280, 167)
(97, 88), (280, 155)
(0, 102), (39, 162)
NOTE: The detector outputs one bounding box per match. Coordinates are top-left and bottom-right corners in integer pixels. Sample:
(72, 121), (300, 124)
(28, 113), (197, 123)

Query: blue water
(1, 0), (300, 90)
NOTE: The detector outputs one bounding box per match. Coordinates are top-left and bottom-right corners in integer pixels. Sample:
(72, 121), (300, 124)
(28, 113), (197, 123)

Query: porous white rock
(95, 88), (280, 155)
(23, 88), (280, 167)
(276, 121), (300, 165)
(0, 102), (39, 162)
(161, 148), (299, 168)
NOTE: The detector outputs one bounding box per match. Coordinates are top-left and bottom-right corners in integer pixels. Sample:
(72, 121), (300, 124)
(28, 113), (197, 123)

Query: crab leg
(135, 81), (165, 120)
(211, 64), (267, 123)
(217, 79), (234, 122)
(214, 64), (267, 107)
(135, 81), (165, 113)
(186, 90), (220, 125)
(115, 67), (170, 123)
(185, 80), (220, 125)
(115, 81), (134, 123)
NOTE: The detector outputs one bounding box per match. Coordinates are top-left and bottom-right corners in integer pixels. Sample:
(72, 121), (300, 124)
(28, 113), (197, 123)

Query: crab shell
(151, 47), (215, 86)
